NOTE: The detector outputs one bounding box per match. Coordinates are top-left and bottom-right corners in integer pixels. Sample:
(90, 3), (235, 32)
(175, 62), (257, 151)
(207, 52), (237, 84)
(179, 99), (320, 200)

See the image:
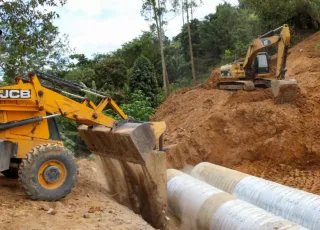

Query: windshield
(257, 54), (268, 68)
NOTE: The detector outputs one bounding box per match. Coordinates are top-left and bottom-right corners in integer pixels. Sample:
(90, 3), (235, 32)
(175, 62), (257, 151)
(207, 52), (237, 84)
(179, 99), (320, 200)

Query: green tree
(221, 49), (234, 64)
(199, 3), (259, 65)
(141, 0), (180, 97)
(114, 32), (160, 69)
(172, 2), (262, 79)
(129, 56), (158, 107)
(0, 0), (71, 81)
(165, 40), (189, 82)
(69, 54), (92, 68)
(93, 58), (127, 91)
(240, 0), (320, 31)
(178, 19), (202, 57)
(182, 0), (203, 86)
(64, 67), (96, 88)
(105, 90), (155, 121)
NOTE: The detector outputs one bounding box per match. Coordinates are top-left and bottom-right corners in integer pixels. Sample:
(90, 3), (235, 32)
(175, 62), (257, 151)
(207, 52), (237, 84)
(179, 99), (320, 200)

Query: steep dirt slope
(0, 159), (154, 230)
(152, 31), (320, 194)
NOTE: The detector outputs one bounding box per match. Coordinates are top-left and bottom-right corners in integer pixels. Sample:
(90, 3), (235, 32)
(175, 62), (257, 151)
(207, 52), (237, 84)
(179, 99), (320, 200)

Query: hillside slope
(152, 31), (320, 194)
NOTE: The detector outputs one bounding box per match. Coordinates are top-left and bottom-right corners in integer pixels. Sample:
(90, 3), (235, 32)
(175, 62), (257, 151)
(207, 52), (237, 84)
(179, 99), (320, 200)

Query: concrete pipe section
(167, 169), (307, 230)
(191, 162), (320, 230)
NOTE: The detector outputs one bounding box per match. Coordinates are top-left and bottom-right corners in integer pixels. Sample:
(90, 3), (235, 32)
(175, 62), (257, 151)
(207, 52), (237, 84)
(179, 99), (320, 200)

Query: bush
(104, 90), (155, 121)
(129, 56), (158, 107)
(93, 58), (128, 91)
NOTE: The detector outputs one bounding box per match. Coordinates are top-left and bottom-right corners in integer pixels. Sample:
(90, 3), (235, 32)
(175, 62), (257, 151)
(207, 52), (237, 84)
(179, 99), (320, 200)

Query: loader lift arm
(1, 72), (127, 128)
(0, 71), (166, 165)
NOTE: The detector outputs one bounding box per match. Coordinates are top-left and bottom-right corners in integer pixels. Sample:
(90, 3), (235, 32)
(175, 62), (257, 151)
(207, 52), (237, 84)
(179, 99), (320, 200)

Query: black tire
(18, 144), (78, 201)
(1, 167), (19, 179)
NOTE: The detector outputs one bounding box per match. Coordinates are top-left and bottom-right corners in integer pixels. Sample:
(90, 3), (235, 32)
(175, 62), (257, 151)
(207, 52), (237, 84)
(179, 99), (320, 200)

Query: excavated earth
(152, 31), (320, 194)
(0, 159), (154, 230)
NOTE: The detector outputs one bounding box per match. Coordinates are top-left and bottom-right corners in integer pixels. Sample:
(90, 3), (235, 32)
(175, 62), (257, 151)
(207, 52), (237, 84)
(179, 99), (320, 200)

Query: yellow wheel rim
(38, 160), (67, 190)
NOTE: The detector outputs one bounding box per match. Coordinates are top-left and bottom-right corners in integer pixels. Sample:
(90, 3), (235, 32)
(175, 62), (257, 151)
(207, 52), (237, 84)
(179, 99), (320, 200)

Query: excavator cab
(253, 52), (270, 75)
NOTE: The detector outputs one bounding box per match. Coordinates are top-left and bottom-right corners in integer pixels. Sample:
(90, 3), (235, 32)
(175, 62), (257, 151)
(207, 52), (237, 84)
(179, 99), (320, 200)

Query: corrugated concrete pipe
(190, 162), (320, 230)
(167, 169), (307, 230)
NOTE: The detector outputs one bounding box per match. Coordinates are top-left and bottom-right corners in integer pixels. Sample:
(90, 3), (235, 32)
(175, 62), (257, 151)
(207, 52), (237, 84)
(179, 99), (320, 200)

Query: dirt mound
(152, 31), (320, 194)
(201, 69), (219, 89)
(0, 159), (154, 230)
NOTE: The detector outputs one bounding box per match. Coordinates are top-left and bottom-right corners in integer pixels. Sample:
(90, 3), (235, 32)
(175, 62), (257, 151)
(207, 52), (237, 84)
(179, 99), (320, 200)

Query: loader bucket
(271, 79), (297, 104)
(78, 121), (166, 165)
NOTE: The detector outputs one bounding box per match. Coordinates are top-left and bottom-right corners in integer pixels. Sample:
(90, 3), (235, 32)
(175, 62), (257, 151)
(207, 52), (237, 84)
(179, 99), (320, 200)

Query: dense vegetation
(0, 0), (319, 155)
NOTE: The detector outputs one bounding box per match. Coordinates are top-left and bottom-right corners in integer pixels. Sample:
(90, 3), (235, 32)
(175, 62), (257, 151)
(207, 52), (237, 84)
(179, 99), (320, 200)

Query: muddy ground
(0, 159), (154, 230)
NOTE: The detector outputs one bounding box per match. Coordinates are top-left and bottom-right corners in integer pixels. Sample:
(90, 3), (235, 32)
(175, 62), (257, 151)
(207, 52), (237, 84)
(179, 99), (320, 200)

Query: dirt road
(0, 159), (154, 230)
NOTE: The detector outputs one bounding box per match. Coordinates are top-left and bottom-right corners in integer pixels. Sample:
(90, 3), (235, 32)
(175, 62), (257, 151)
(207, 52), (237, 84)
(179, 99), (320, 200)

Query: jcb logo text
(0, 90), (31, 99)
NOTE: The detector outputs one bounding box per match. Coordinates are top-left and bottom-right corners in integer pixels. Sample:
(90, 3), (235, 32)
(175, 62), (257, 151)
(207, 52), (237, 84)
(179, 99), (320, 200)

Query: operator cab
(253, 52), (270, 74)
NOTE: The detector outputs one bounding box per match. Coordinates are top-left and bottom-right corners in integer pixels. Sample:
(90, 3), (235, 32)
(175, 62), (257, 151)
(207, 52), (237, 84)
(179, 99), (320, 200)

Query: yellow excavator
(0, 71), (166, 201)
(216, 24), (297, 103)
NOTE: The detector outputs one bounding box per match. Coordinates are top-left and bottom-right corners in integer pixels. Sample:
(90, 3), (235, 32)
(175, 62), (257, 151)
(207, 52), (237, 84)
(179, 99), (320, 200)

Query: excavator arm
(275, 25), (290, 79)
(243, 24), (290, 79)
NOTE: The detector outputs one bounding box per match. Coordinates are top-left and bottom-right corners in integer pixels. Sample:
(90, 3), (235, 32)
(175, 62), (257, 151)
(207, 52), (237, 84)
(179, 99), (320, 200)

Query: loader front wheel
(18, 144), (78, 201)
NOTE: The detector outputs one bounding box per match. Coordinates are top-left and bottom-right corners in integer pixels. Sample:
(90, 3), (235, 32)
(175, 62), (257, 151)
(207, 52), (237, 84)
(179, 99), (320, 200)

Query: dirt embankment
(0, 159), (154, 230)
(152, 31), (320, 194)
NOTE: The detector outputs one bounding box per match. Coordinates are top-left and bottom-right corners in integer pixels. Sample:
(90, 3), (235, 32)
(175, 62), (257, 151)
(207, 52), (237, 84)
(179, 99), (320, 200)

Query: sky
(53, 0), (238, 58)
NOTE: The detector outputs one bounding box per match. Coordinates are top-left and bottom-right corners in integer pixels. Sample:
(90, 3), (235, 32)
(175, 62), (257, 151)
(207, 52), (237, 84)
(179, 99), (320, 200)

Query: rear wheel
(18, 144), (78, 201)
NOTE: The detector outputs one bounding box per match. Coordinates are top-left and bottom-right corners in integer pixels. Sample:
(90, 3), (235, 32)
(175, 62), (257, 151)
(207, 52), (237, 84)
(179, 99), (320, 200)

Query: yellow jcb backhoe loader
(216, 24), (297, 103)
(0, 71), (166, 201)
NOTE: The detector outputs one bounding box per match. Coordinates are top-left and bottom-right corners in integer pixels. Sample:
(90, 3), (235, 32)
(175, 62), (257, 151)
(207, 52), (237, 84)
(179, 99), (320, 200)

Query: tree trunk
(186, 0), (197, 86)
(153, 0), (170, 96)
(182, 0), (184, 25)
(191, 3), (193, 20)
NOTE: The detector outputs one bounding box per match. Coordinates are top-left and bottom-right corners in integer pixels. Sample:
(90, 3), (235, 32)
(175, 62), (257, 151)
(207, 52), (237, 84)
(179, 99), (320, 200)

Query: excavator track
(217, 80), (255, 91)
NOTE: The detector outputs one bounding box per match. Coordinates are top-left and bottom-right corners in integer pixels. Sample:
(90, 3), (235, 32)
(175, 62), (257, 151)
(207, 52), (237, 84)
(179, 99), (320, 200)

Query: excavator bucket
(271, 79), (297, 104)
(78, 121), (166, 165)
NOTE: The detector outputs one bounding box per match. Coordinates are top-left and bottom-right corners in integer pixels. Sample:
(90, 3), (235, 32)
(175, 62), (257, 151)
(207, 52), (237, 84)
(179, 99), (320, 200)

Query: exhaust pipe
(191, 162), (320, 230)
(167, 169), (306, 230)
